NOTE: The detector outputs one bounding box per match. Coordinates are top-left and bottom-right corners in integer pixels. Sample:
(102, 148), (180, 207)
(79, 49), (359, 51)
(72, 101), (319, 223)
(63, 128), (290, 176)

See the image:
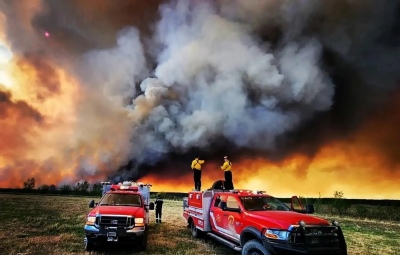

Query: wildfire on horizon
(140, 137), (400, 200)
(1, 0), (400, 200)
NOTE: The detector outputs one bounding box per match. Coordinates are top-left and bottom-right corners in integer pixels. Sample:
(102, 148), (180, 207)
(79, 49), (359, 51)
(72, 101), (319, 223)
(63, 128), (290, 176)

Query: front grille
(289, 226), (340, 246)
(97, 215), (134, 228)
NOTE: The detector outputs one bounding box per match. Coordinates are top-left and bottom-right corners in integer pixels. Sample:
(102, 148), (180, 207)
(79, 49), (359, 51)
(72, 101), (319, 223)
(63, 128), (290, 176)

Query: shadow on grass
(91, 242), (144, 255)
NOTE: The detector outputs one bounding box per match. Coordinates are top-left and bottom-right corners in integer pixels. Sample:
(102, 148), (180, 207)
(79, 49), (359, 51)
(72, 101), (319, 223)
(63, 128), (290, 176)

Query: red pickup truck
(84, 181), (155, 251)
(183, 180), (347, 255)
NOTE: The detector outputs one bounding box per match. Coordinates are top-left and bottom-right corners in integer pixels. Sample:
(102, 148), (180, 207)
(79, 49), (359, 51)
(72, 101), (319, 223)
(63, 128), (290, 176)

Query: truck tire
(242, 240), (271, 255)
(84, 236), (94, 252)
(190, 220), (201, 238)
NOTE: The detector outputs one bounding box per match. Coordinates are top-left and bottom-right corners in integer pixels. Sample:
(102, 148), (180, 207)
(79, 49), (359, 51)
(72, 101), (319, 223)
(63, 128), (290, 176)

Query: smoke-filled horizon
(1, 0), (400, 198)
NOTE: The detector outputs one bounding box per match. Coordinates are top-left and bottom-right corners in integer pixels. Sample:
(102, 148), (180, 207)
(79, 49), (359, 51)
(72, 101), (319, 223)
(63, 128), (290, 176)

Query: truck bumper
(84, 224), (146, 242)
(260, 224), (347, 255)
(262, 238), (346, 255)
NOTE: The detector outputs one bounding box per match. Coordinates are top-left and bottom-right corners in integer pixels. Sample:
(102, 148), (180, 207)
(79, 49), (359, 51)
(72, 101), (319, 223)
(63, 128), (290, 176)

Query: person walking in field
(191, 155), (205, 191)
(155, 194), (164, 223)
(221, 156), (234, 190)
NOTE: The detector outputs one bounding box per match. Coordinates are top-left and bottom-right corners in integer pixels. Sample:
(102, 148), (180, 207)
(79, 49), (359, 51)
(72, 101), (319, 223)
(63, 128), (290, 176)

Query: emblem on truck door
(227, 215), (237, 234)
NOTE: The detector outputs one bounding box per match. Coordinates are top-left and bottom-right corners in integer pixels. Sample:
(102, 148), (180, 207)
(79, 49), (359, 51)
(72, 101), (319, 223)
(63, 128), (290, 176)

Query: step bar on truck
(207, 232), (242, 251)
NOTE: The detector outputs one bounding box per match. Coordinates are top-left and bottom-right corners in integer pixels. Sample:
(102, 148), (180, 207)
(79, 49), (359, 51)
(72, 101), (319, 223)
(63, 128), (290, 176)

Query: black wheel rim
(248, 248), (262, 255)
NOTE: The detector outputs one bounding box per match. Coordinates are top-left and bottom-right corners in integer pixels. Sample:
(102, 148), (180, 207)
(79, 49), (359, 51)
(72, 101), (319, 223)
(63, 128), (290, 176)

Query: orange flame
(140, 137), (400, 199)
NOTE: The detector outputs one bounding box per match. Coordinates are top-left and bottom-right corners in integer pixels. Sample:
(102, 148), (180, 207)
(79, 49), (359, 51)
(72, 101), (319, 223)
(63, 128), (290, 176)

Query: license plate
(107, 232), (117, 237)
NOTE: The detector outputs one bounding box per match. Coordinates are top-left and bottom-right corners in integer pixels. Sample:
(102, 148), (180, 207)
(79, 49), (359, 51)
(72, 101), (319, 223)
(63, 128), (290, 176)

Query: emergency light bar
(230, 189), (266, 194)
(109, 181), (153, 191)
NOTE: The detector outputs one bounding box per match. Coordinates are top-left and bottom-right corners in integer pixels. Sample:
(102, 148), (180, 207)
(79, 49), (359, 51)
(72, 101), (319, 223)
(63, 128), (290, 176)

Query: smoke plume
(0, 0), (400, 198)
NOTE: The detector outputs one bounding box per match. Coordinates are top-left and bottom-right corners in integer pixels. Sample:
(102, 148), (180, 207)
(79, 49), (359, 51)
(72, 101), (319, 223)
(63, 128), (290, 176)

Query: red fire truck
(84, 181), (155, 251)
(183, 180), (347, 255)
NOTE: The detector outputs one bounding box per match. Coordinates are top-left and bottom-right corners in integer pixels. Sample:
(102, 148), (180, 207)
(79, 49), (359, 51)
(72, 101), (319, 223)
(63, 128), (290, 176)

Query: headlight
(264, 229), (290, 241)
(135, 218), (144, 224)
(86, 216), (96, 225)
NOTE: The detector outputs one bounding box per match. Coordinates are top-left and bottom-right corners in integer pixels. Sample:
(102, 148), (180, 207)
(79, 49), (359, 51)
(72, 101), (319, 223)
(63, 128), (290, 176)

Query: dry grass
(0, 194), (399, 255)
(319, 214), (400, 255)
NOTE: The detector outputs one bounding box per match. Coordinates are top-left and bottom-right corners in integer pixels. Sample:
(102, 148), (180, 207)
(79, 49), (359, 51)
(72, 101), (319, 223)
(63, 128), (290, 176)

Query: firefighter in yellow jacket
(221, 156), (234, 190)
(191, 155), (205, 191)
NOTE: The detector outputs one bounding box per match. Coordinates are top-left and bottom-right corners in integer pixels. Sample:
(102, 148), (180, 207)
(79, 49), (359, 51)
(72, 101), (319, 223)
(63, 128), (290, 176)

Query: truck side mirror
(149, 202), (155, 210)
(306, 204), (315, 214)
(89, 200), (95, 208)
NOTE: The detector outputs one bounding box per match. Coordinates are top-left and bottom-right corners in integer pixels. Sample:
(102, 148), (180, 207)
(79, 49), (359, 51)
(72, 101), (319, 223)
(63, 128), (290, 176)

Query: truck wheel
(190, 221), (201, 238)
(242, 240), (270, 255)
(84, 236), (94, 252)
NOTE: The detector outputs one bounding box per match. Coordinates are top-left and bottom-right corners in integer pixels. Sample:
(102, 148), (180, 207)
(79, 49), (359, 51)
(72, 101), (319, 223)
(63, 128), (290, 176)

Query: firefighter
(221, 156), (234, 190)
(191, 155), (205, 191)
(155, 194), (164, 223)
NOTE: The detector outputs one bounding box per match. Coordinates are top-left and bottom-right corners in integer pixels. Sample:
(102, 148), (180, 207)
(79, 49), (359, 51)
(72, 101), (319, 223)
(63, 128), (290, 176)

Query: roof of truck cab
(107, 190), (142, 194)
(214, 191), (273, 197)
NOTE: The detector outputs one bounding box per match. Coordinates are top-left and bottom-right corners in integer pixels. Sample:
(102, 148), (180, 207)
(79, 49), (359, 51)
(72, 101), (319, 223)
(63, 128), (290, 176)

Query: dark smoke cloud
(1, 0), (400, 183)
(0, 0), (163, 54)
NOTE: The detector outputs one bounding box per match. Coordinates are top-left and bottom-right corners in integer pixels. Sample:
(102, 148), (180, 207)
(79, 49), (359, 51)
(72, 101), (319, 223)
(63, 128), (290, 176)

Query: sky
(0, 0), (400, 199)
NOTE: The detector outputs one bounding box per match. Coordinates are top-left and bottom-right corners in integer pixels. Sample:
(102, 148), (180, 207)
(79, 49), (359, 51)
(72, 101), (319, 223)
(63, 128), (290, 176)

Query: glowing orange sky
(140, 141), (400, 199)
(1, 6), (400, 199)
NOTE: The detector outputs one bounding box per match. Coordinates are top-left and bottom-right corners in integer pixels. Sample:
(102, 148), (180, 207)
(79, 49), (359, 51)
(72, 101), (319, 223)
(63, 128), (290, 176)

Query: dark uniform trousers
(155, 198), (163, 223)
(224, 170), (234, 190)
(193, 169), (201, 191)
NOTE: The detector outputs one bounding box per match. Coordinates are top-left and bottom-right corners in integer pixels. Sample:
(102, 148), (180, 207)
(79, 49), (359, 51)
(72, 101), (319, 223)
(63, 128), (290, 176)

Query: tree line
(21, 177), (103, 196)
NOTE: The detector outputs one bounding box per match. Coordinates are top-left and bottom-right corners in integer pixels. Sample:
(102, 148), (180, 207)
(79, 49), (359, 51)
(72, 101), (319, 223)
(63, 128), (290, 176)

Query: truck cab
(183, 180), (347, 255)
(84, 181), (155, 251)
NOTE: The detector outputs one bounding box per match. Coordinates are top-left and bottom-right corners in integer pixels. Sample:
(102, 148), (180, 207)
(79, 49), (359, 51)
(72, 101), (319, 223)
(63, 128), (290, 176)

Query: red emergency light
(110, 181), (140, 191)
(230, 189), (266, 194)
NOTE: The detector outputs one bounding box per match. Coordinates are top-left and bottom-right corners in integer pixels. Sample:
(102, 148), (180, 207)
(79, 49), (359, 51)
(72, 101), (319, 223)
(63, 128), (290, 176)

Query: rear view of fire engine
(183, 180), (347, 255)
(84, 181), (155, 251)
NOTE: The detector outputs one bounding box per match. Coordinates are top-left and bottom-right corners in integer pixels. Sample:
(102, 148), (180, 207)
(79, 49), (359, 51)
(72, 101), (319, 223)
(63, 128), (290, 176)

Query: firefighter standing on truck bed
(221, 156), (234, 190)
(191, 155), (205, 191)
(155, 194), (163, 223)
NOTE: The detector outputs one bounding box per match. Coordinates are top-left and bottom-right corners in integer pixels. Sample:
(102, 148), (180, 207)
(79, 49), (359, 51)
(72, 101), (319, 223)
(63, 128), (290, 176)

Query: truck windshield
(99, 194), (141, 207)
(240, 196), (291, 211)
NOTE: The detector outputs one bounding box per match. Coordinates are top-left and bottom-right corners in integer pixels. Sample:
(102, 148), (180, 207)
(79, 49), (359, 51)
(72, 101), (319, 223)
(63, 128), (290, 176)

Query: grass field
(1, 194), (399, 255)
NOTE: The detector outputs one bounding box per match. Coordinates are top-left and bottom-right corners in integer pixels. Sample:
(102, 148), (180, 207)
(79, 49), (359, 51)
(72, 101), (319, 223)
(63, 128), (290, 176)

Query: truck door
(210, 195), (226, 232)
(222, 195), (242, 243)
